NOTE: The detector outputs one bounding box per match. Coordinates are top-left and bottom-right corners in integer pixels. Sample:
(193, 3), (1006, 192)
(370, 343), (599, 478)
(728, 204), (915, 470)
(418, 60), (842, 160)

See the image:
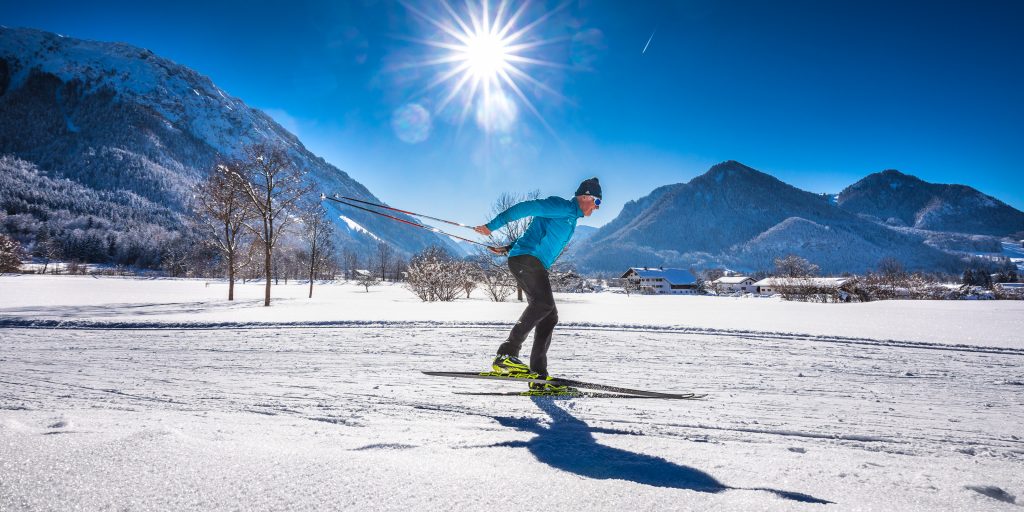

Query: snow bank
(1, 275), (1022, 349)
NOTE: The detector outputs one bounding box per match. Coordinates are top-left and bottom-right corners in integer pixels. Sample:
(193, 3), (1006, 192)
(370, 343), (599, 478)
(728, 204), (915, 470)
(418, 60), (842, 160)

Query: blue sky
(3, 0), (1023, 227)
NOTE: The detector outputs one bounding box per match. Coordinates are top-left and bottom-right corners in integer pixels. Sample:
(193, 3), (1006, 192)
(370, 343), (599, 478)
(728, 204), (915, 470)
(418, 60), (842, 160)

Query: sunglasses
(591, 196), (601, 207)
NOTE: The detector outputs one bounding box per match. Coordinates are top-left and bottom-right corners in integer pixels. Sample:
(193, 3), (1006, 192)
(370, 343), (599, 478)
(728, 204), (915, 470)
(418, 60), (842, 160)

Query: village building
(752, 277), (850, 294)
(620, 267), (699, 295)
(711, 275), (756, 294)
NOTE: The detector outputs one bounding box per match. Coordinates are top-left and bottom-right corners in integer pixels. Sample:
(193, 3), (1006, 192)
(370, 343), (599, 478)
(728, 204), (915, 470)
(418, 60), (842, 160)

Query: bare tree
(193, 163), (255, 300)
(0, 233), (26, 272)
(773, 254), (820, 278)
(462, 263), (478, 298)
(229, 144), (313, 306)
(300, 202), (335, 298)
(473, 253), (516, 302)
(376, 241), (394, 281)
(618, 276), (640, 297)
(160, 236), (192, 278)
(357, 270), (379, 292)
(389, 255), (408, 282)
(702, 268), (726, 283)
(341, 248), (359, 280)
(488, 190), (540, 301)
(33, 228), (61, 274)
(406, 246), (466, 301)
(877, 257), (908, 294)
(689, 266), (707, 294)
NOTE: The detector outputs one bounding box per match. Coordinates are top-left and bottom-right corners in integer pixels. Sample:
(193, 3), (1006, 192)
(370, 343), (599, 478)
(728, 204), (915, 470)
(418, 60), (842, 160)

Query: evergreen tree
(961, 269), (975, 286)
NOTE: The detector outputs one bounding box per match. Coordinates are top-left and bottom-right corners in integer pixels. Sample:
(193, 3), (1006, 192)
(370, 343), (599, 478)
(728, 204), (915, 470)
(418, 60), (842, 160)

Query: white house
(752, 277), (850, 294)
(712, 276), (756, 293)
(620, 267), (699, 295)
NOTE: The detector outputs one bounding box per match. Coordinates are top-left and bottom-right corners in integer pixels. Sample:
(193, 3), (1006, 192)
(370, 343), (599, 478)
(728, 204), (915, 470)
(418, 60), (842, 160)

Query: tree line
(696, 254), (1022, 302)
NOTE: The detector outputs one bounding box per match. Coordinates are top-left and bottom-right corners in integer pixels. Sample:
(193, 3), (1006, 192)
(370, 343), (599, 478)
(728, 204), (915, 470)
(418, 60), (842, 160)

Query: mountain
(572, 161), (962, 274)
(0, 27), (456, 267)
(571, 225), (598, 244)
(837, 170), (1024, 236)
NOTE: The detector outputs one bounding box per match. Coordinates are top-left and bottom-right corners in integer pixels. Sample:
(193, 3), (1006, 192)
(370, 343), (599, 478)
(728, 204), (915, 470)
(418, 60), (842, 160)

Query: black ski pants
(496, 254), (558, 377)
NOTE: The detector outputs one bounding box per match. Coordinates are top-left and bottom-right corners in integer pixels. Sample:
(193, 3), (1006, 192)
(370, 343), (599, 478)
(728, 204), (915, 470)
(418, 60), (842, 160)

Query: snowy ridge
(0, 27), (461, 261)
(0, 27), (298, 155)
(3, 318), (1022, 356)
(1001, 241), (1024, 273)
(838, 169), (1024, 236)
(338, 215), (382, 242)
(574, 161), (962, 273)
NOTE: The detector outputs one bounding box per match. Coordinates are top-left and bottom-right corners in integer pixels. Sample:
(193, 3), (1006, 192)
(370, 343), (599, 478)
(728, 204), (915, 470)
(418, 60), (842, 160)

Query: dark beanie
(575, 177), (602, 199)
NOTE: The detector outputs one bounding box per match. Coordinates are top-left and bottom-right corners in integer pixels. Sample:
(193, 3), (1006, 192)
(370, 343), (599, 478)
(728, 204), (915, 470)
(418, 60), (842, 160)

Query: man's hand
(474, 225), (491, 236)
(487, 245), (508, 256)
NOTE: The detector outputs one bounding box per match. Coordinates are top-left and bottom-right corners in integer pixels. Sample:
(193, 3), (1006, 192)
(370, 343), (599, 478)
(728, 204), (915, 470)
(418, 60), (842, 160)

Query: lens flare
(399, 0), (569, 134)
(391, 103), (432, 143)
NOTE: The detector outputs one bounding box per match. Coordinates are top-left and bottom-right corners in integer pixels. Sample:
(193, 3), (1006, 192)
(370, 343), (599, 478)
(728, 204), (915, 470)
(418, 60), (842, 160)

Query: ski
(422, 371), (704, 399)
(455, 391), (706, 399)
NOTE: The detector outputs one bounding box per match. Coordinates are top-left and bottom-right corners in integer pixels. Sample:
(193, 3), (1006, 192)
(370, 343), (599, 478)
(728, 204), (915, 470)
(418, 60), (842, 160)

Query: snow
(714, 276), (754, 284)
(338, 215), (382, 241)
(752, 277), (850, 287)
(1002, 241), (1024, 273)
(2, 275), (1023, 510)
(0, 27), (280, 157)
(624, 267), (697, 285)
(2, 275), (1021, 348)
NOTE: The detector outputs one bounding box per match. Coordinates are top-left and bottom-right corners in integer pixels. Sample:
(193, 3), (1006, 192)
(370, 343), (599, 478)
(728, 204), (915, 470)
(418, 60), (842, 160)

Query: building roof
(621, 267), (697, 285)
(713, 276), (753, 284)
(752, 277), (850, 287)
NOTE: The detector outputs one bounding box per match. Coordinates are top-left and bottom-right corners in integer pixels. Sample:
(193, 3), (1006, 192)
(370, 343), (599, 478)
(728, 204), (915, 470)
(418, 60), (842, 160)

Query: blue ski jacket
(485, 196), (583, 269)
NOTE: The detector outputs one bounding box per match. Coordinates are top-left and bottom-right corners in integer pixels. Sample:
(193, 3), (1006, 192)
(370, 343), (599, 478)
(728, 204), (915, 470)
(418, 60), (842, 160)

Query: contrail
(642, 30), (656, 54)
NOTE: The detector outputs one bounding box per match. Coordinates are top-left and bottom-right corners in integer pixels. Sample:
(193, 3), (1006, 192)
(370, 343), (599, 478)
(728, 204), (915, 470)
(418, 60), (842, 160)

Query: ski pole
(326, 194), (473, 228)
(320, 194), (499, 250)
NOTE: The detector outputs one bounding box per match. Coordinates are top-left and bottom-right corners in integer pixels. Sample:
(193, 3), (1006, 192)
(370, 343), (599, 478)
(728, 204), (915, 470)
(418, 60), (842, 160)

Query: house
(620, 267), (699, 295)
(711, 276), (756, 294)
(752, 277), (850, 294)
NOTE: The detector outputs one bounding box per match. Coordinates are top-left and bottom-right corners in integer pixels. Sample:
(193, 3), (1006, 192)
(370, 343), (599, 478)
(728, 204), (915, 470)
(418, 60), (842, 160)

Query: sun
(462, 30), (509, 80)
(399, 0), (568, 134)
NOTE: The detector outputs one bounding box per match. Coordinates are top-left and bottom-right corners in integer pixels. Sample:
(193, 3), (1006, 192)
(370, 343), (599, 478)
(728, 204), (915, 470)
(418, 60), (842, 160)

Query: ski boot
(524, 376), (579, 396)
(491, 354), (531, 376)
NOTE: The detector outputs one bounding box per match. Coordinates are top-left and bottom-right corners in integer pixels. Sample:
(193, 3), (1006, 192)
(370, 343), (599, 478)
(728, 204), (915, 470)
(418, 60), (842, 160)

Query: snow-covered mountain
(570, 225), (598, 244)
(837, 169), (1024, 237)
(0, 27), (457, 265)
(571, 161), (963, 274)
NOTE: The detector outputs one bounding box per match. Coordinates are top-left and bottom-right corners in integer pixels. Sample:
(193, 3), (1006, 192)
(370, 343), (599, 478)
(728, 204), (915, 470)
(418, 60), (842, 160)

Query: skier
(474, 178), (602, 393)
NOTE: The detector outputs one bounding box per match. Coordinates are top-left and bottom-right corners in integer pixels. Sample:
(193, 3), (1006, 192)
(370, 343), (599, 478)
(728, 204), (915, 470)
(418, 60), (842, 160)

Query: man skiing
(474, 177), (602, 394)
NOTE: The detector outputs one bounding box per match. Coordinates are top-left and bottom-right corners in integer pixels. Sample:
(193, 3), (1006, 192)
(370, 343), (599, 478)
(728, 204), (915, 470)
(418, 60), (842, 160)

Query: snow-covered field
(2, 275), (1023, 511)
(1003, 240), (1024, 273)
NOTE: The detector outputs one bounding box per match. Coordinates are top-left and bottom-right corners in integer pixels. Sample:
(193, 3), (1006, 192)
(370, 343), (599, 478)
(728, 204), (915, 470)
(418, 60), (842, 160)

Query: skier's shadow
(486, 397), (831, 505)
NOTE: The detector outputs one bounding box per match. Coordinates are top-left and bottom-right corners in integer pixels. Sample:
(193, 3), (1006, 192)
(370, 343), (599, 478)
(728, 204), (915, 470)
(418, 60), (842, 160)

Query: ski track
(1, 325), (1022, 510)
(2, 326), (1021, 456)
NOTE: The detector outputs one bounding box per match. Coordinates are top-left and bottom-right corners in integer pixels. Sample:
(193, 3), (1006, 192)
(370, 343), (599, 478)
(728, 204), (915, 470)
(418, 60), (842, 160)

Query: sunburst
(399, 0), (569, 134)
